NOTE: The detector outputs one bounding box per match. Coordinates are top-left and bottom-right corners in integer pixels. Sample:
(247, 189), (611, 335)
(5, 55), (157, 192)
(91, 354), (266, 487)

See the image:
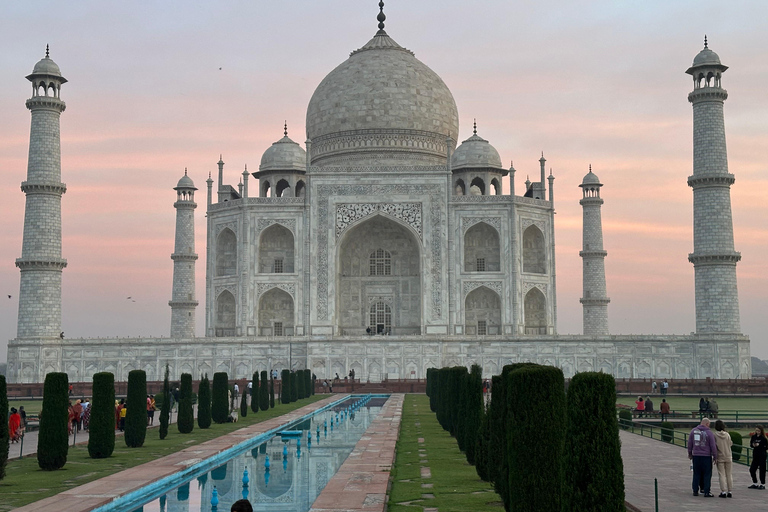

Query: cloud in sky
(1, 0), (766, 360)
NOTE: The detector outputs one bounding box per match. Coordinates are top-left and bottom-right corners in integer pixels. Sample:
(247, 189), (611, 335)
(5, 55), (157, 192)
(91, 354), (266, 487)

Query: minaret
(579, 166), (610, 335)
(169, 169), (199, 338)
(685, 38), (741, 333)
(16, 47), (68, 340)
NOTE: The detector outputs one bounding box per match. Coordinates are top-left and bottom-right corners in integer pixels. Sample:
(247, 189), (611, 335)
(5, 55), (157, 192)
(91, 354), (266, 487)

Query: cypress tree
(305, 369), (312, 397)
(474, 405), (491, 481)
(177, 373), (194, 434)
(88, 372), (116, 458)
(260, 371), (269, 411)
(281, 369), (291, 404)
(251, 372), (260, 413)
(296, 368), (305, 399)
(426, 367), (436, 411)
(125, 370), (147, 447)
(269, 376), (275, 408)
(198, 374), (212, 429)
(240, 387), (248, 417)
(212, 372), (229, 424)
(37, 372), (69, 470)
(487, 375), (505, 496)
(290, 371), (298, 402)
(464, 364), (483, 465)
(0, 375), (9, 480)
(507, 364), (566, 512)
(563, 372), (624, 512)
(159, 364), (171, 439)
(456, 366), (470, 450)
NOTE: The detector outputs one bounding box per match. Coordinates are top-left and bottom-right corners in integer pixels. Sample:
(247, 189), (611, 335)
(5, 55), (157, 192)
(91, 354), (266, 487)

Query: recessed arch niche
(216, 229), (237, 276)
(524, 287), (547, 334)
(258, 288), (294, 336)
(464, 222), (500, 272)
(215, 290), (236, 337)
(259, 224), (295, 273)
(464, 286), (501, 335)
(522, 225), (546, 274)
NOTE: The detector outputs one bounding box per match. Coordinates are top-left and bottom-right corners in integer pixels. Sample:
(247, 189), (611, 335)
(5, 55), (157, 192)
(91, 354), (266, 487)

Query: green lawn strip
(616, 395), (768, 413)
(8, 399), (43, 415)
(389, 394), (500, 512)
(0, 395), (326, 510)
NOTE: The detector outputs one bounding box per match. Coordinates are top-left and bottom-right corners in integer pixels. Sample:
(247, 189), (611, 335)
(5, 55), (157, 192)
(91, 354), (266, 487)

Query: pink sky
(1, 1), (766, 362)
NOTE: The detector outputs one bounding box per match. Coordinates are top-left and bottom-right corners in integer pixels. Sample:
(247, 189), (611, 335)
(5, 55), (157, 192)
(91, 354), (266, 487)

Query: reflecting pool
(129, 396), (387, 512)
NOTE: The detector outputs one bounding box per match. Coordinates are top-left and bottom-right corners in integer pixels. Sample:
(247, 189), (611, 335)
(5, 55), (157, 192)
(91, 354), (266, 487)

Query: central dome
(306, 30), (459, 166)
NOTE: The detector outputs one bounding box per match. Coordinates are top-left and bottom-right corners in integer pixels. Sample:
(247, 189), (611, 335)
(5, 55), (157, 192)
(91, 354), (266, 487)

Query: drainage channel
(96, 395), (388, 512)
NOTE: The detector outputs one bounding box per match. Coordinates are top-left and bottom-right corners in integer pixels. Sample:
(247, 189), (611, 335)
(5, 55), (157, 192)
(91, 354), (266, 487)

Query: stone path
(621, 430), (765, 511)
(310, 394), (404, 512)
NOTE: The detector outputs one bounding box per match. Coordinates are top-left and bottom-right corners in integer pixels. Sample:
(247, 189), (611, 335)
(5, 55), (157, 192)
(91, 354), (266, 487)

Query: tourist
(172, 387), (180, 411)
(82, 399), (91, 430)
(709, 398), (719, 419)
(714, 420), (733, 498)
(67, 401), (76, 434)
(699, 397), (707, 414)
(634, 396), (645, 418)
(272, 369), (278, 380)
(18, 405), (27, 429)
(645, 396), (654, 414)
(687, 417), (717, 497)
(233, 382), (240, 401)
(73, 399), (83, 431)
(247, 380), (253, 399)
(118, 399), (127, 431)
(659, 399), (670, 421)
(8, 407), (22, 443)
(147, 394), (156, 426)
(652, 381), (657, 394)
(748, 425), (767, 489)
(323, 380), (328, 393)
(230, 499), (253, 512)
(662, 379), (669, 396)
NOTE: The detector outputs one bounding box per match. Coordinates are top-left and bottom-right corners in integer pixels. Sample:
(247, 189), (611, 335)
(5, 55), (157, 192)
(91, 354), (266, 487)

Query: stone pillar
(16, 49), (68, 340)
(685, 40), (741, 333)
(169, 170), (199, 338)
(579, 167), (609, 335)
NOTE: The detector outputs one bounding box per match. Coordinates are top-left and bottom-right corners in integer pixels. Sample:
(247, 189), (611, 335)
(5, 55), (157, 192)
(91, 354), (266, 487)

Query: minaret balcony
(171, 253), (198, 262)
(688, 88), (728, 103)
(579, 250), (607, 258)
(168, 300), (199, 308)
(580, 297), (610, 305)
(25, 96), (66, 112)
(687, 173), (735, 188)
(20, 182), (67, 195)
(15, 258), (67, 270)
(688, 251), (741, 265)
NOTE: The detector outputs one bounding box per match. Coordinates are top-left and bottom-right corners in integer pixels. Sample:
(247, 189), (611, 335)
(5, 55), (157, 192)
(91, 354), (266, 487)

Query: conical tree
(563, 372), (625, 511)
(269, 376), (275, 408)
(88, 372), (116, 458)
(290, 371), (298, 402)
(125, 370), (147, 447)
(281, 369), (291, 404)
(240, 388), (248, 417)
(212, 372), (229, 424)
(159, 364), (171, 439)
(464, 364), (484, 465)
(177, 373), (194, 434)
(260, 371), (269, 411)
(0, 375), (9, 480)
(37, 372), (69, 470)
(251, 372), (260, 413)
(198, 374), (211, 429)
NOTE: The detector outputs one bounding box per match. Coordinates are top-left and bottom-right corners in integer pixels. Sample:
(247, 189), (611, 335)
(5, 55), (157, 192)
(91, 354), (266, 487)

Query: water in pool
(132, 396), (386, 512)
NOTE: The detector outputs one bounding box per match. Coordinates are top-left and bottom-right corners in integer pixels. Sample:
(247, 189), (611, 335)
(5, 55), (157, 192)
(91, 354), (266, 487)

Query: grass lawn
(387, 394), (500, 512)
(617, 395), (768, 413)
(0, 394), (326, 511)
(8, 399), (43, 415)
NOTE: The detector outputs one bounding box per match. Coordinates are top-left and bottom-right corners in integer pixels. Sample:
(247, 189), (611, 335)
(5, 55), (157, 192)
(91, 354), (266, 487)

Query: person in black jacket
(748, 425), (768, 489)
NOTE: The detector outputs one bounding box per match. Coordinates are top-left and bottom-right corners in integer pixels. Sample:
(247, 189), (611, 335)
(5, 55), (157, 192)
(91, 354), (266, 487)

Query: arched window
(369, 249), (391, 276)
(524, 287), (547, 334)
(491, 178), (501, 195)
(369, 302), (392, 334)
(295, 180), (305, 198)
(259, 224), (295, 273)
(470, 177), (485, 195)
(522, 225), (546, 274)
(216, 229), (237, 276)
(464, 222), (501, 272)
(454, 179), (466, 196)
(215, 290), (236, 337)
(276, 179), (291, 197)
(261, 181), (271, 198)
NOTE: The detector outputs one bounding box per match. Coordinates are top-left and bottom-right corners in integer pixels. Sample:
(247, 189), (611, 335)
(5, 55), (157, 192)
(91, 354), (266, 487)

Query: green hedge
(297, 369), (305, 400)
(563, 372), (624, 512)
(251, 373), (259, 413)
(240, 386), (248, 417)
(159, 364), (171, 439)
(660, 421), (674, 443)
(291, 371), (298, 403)
(618, 409), (632, 430)
(464, 364), (484, 465)
(88, 372), (116, 458)
(198, 374), (211, 429)
(0, 375), (8, 480)
(260, 371), (270, 411)
(474, 405), (491, 482)
(730, 431), (743, 461)
(507, 364), (565, 512)
(38, 372), (69, 470)
(281, 369), (291, 404)
(212, 372), (229, 424)
(269, 376), (275, 408)
(304, 369), (312, 397)
(125, 370), (147, 447)
(177, 373), (194, 434)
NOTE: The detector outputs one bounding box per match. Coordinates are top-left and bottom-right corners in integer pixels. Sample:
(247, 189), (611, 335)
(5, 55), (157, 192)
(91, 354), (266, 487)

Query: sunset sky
(1, 1), (766, 362)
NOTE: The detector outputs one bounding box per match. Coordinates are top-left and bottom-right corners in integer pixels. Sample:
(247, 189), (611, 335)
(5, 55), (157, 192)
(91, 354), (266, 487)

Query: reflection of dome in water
(255, 448), (294, 499)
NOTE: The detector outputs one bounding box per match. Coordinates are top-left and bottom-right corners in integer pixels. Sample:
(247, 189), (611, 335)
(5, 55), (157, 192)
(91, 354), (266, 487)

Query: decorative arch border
(214, 285), (238, 299)
(215, 221), (238, 236)
(335, 203), (422, 240)
(256, 218), (297, 237)
(461, 216), (502, 235)
(520, 218), (547, 233)
(256, 283), (296, 300)
(462, 281), (503, 299)
(523, 282), (548, 296)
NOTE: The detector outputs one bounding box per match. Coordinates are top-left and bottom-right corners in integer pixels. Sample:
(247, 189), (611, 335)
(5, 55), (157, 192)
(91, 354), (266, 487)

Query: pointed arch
(469, 177), (485, 195)
(454, 178), (466, 196)
(261, 180), (271, 198)
(216, 228), (237, 276)
(259, 224), (294, 273)
(465, 286), (501, 335)
(295, 180), (305, 198)
(215, 290), (236, 337)
(491, 178), (501, 195)
(258, 288), (294, 336)
(524, 287), (547, 334)
(276, 179), (291, 197)
(523, 225), (546, 273)
(464, 222), (500, 272)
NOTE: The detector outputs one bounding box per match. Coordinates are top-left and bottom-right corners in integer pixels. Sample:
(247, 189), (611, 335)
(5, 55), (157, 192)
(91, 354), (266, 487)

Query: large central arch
(336, 215), (422, 335)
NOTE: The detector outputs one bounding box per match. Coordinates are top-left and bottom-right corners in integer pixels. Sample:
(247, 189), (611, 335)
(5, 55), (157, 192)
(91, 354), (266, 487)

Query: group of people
(651, 379), (670, 395)
(634, 395), (672, 419)
(8, 406), (26, 442)
(688, 419), (767, 498)
(698, 396), (720, 418)
(68, 399), (90, 434)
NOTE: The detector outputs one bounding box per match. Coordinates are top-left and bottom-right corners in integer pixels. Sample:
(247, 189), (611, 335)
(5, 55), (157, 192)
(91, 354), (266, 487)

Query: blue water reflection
(135, 398), (384, 512)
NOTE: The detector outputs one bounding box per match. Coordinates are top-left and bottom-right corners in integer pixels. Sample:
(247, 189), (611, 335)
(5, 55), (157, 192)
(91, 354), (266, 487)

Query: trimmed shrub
(660, 421), (674, 443)
(38, 372), (69, 470)
(260, 371), (270, 411)
(290, 371), (298, 403)
(426, 368), (436, 411)
(212, 372), (229, 424)
(281, 369), (291, 404)
(455, 366), (470, 449)
(507, 364), (566, 512)
(251, 373), (259, 413)
(198, 374), (211, 429)
(296, 369), (306, 400)
(563, 372), (625, 512)
(88, 372), (116, 458)
(464, 364), (484, 465)
(304, 369), (312, 397)
(159, 364), (171, 439)
(240, 386), (248, 417)
(618, 409), (633, 430)
(487, 375), (505, 493)
(177, 373), (194, 433)
(730, 431), (743, 461)
(474, 405), (491, 481)
(0, 375), (8, 480)
(125, 370), (147, 447)
(269, 377), (275, 408)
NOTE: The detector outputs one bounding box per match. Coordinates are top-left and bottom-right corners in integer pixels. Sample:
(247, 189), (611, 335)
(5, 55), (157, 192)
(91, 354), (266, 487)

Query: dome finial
(473, 119), (477, 135)
(704, 35), (708, 48)
(184, 167), (188, 176)
(284, 121), (288, 137)
(377, 1), (386, 33)
(589, 164), (592, 172)
(45, 44), (49, 58)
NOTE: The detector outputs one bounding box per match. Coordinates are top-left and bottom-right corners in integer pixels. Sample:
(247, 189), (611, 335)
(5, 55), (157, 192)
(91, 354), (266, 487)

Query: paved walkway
(621, 430), (765, 511)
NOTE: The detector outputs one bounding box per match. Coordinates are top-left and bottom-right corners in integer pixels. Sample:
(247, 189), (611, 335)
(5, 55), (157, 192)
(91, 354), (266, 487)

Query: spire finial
(589, 164), (592, 172)
(184, 167), (188, 176)
(284, 121), (288, 137)
(45, 44), (49, 58)
(473, 119), (477, 135)
(549, 168), (553, 177)
(704, 35), (708, 48)
(208, 171), (212, 179)
(377, 1), (386, 32)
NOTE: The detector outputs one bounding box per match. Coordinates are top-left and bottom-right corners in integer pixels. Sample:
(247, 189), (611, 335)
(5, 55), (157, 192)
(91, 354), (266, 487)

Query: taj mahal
(5, 4), (751, 383)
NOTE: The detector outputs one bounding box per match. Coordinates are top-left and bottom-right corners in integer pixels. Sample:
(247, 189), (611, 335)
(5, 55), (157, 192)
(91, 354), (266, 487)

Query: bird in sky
(7, 295), (11, 299)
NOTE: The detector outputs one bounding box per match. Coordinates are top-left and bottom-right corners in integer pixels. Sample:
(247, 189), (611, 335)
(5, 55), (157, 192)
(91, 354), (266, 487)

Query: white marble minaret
(579, 166), (610, 335)
(686, 38), (741, 333)
(169, 169), (198, 338)
(16, 47), (68, 340)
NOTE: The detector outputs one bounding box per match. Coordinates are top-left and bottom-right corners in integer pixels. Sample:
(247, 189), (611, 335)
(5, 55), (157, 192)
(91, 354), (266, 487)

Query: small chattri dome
(692, 47), (721, 67)
(581, 169), (601, 186)
(451, 127), (503, 171)
(32, 56), (62, 76)
(175, 171), (197, 190)
(259, 132), (307, 173)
